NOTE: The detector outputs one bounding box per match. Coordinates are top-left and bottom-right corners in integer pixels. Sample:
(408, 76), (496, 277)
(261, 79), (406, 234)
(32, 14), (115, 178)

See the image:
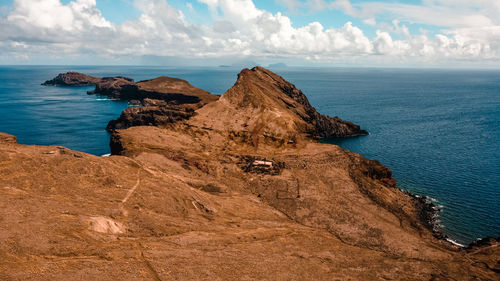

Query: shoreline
(405, 192), (448, 239)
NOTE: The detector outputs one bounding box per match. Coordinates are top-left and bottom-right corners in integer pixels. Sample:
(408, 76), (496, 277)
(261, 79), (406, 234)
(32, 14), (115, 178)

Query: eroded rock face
(465, 237), (500, 274)
(89, 76), (137, 98)
(106, 99), (197, 131)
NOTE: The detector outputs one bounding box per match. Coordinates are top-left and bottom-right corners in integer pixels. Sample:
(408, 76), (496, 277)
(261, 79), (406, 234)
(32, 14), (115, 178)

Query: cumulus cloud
(277, 0), (500, 62)
(0, 0), (499, 65)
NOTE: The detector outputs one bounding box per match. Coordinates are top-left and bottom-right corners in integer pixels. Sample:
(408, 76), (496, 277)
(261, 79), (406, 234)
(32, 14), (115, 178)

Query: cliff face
(90, 76), (218, 105)
(106, 99), (197, 131)
(1, 67), (498, 280)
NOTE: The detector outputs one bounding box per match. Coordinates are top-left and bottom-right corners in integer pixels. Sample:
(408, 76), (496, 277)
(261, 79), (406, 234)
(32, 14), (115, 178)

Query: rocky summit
(1, 67), (498, 280)
(189, 67), (368, 142)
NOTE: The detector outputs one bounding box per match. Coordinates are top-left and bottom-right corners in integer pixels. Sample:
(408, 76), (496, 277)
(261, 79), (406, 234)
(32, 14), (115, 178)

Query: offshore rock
(44, 72), (219, 130)
(90, 76), (218, 105)
(42, 72), (102, 86)
(44, 72), (219, 105)
(88, 76), (137, 98)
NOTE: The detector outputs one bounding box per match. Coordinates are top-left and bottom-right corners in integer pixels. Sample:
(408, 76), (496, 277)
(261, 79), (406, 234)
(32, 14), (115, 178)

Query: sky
(0, 0), (499, 67)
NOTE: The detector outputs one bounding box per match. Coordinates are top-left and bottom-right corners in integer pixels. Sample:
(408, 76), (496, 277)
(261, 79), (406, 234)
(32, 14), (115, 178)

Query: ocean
(0, 65), (498, 245)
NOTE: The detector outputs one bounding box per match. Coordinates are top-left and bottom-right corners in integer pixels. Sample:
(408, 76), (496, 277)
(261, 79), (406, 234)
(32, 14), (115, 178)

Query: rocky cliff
(1, 67), (498, 280)
(43, 72), (220, 130)
(43, 72), (218, 106)
(89, 76), (218, 105)
(106, 99), (197, 131)
(42, 72), (102, 86)
(190, 67), (368, 143)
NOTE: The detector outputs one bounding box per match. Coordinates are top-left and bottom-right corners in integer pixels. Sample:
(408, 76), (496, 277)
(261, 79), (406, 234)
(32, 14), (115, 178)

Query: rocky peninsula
(0, 67), (498, 280)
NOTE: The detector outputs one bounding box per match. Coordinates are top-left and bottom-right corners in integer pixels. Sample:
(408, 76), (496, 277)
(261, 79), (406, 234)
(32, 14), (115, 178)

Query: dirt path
(119, 171), (141, 217)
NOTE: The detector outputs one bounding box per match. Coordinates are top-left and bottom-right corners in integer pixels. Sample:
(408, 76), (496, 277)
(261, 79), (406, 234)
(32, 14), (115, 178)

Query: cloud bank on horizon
(0, 0), (499, 67)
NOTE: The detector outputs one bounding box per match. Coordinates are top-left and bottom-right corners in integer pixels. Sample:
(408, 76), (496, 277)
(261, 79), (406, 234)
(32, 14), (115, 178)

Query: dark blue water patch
(0, 66), (239, 155)
(274, 68), (500, 244)
(0, 66), (129, 155)
(0, 65), (498, 245)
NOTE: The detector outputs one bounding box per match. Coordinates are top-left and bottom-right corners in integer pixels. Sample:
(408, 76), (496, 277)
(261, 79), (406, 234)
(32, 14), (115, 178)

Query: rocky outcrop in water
(41, 72), (102, 86)
(89, 76), (219, 105)
(44, 72), (219, 130)
(88, 76), (136, 97)
(44, 72), (219, 105)
(100, 77), (219, 130)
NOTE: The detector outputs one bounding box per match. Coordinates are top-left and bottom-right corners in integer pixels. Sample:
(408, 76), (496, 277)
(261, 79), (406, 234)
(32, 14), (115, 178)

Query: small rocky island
(0, 67), (497, 280)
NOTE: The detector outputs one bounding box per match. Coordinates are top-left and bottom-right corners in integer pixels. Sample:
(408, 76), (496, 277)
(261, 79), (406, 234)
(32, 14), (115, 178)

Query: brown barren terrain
(1, 67), (498, 280)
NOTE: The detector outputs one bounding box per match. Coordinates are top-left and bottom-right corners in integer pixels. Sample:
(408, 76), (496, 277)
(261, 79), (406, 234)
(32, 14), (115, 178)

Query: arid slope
(1, 68), (498, 280)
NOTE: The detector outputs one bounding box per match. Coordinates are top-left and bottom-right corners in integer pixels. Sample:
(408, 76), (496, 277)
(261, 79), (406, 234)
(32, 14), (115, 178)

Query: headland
(0, 67), (497, 280)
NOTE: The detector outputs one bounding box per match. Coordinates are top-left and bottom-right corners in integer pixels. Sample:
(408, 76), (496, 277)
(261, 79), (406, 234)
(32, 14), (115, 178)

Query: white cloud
(277, 0), (500, 63)
(7, 0), (112, 31)
(371, 3), (494, 28)
(0, 0), (499, 66)
(298, 0), (499, 28)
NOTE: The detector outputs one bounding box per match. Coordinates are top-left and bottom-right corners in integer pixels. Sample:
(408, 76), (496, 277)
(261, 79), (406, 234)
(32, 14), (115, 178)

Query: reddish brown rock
(0, 132), (16, 144)
(89, 76), (219, 105)
(42, 72), (102, 86)
(101, 76), (220, 131)
(89, 76), (137, 97)
(106, 99), (197, 131)
(44, 72), (219, 106)
(190, 66), (367, 145)
(44, 72), (220, 130)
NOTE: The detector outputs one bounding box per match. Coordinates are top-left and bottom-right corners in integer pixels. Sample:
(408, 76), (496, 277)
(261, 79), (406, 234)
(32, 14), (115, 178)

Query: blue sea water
(0, 65), (498, 244)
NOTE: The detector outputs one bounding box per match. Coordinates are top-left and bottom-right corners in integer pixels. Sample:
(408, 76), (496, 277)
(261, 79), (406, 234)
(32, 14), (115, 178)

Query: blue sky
(0, 0), (499, 67)
(70, 0), (437, 38)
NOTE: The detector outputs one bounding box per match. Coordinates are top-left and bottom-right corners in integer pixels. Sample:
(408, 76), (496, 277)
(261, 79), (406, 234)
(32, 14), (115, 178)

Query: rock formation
(89, 76), (218, 105)
(42, 72), (102, 86)
(1, 67), (498, 280)
(44, 72), (218, 105)
(189, 67), (367, 142)
(106, 99), (197, 131)
(44, 72), (220, 130)
(0, 132), (17, 144)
